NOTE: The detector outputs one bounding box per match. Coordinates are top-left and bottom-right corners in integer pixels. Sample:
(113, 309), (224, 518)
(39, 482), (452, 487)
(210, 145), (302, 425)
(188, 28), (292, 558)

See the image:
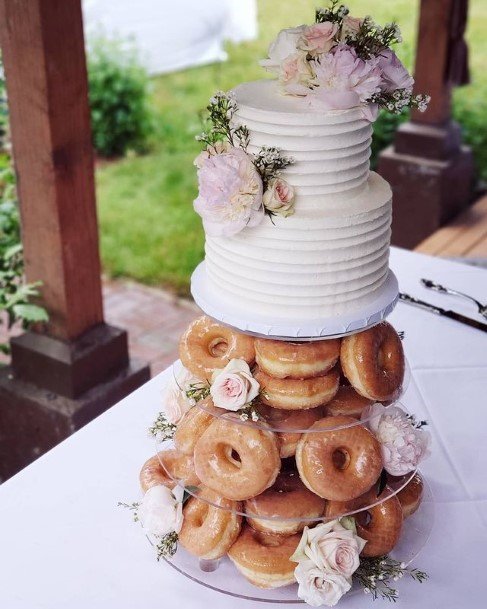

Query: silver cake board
(191, 262), (399, 341)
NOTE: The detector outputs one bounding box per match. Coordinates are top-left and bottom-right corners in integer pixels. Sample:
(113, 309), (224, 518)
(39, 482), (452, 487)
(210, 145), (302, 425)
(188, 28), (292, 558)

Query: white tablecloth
(0, 247), (486, 608)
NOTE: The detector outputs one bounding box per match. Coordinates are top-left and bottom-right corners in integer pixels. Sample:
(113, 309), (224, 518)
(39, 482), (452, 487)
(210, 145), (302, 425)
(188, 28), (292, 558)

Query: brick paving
(0, 279), (201, 375)
(103, 279), (200, 376)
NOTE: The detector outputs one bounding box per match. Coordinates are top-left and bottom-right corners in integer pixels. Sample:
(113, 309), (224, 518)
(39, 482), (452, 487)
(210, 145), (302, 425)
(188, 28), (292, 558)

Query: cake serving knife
(399, 293), (487, 333)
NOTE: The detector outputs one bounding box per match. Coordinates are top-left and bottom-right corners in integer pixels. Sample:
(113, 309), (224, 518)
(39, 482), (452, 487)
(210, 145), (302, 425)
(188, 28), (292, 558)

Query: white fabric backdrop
(82, 0), (258, 75)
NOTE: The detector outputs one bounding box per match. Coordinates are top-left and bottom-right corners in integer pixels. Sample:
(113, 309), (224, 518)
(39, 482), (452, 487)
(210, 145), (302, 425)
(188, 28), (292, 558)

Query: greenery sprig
(148, 411), (177, 441)
(118, 501), (140, 522)
(354, 556), (428, 601)
(315, 1), (349, 24)
(185, 380), (211, 404)
(253, 146), (294, 191)
(155, 531), (179, 560)
(238, 402), (262, 422)
(407, 414), (428, 429)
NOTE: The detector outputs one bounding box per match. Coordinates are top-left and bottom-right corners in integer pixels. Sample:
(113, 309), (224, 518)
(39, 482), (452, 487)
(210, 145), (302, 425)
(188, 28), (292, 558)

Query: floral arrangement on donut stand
(121, 316), (432, 606)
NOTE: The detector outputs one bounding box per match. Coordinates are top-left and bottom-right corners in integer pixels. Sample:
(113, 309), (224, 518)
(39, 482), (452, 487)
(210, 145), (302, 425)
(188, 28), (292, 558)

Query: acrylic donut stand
(153, 261), (435, 603)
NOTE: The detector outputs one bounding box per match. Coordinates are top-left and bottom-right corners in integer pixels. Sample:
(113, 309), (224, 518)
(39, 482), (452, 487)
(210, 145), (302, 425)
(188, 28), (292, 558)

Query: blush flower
(294, 560), (351, 607)
(297, 22), (338, 55)
(162, 366), (195, 424)
(377, 49), (414, 92)
(194, 146), (264, 236)
(210, 359), (260, 411)
(340, 16), (363, 41)
(291, 520), (366, 606)
(263, 177), (296, 217)
(363, 403), (431, 476)
(279, 51), (314, 95)
(306, 45), (382, 112)
(138, 485), (184, 537)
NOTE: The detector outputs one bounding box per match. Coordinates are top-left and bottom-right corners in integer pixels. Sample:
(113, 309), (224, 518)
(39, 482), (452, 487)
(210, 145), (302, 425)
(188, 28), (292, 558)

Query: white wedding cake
(204, 79), (392, 319)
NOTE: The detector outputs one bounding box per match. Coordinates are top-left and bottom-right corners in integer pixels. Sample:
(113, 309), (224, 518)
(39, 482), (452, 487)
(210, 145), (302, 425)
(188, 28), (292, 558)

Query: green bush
(87, 38), (153, 157)
(453, 85), (487, 184)
(0, 54), (9, 151)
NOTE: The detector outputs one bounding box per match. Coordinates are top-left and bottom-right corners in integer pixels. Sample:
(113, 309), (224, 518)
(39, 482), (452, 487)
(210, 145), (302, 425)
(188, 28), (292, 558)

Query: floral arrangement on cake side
(121, 317), (432, 606)
(261, 1), (430, 121)
(193, 91), (296, 237)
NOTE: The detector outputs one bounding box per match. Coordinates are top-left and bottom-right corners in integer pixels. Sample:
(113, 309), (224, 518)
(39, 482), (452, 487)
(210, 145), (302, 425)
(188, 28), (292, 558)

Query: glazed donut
(295, 415), (382, 501)
(255, 338), (340, 379)
(245, 469), (326, 536)
(326, 385), (373, 419)
(254, 366), (339, 410)
(228, 525), (301, 588)
(174, 398), (218, 455)
(139, 449), (200, 492)
(178, 486), (242, 559)
(396, 473), (424, 518)
(193, 417), (281, 501)
(179, 316), (255, 380)
(259, 405), (323, 458)
(340, 321), (405, 401)
(326, 487), (403, 557)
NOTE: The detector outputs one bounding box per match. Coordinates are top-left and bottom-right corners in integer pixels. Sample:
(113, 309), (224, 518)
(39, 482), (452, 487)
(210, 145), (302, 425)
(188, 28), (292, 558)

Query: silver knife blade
(399, 293), (487, 333)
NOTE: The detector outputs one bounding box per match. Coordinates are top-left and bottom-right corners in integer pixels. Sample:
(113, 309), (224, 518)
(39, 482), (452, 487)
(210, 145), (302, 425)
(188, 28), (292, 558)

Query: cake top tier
(233, 79), (366, 124)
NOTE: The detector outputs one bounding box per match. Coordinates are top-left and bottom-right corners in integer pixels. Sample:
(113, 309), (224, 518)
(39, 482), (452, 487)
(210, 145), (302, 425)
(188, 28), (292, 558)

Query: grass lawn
(96, 0), (487, 295)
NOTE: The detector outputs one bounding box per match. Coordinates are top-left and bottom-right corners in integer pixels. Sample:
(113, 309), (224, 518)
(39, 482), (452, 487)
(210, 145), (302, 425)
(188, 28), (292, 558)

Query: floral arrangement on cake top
(193, 91), (296, 237)
(261, 1), (430, 121)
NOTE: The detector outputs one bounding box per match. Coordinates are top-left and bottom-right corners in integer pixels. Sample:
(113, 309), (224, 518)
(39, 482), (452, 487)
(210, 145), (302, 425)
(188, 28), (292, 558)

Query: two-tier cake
(125, 5), (433, 606)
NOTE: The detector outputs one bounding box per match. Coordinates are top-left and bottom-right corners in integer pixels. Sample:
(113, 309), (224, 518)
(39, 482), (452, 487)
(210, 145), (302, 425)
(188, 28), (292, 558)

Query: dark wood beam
(0, 0), (103, 340)
(0, 0), (150, 480)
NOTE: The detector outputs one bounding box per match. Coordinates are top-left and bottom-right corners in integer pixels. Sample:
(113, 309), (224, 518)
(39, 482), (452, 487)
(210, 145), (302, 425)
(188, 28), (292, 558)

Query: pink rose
(298, 22), (338, 55)
(363, 403), (431, 476)
(378, 49), (414, 92)
(194, 146), (264, 237)
(210, 359), (260, 411)
(279, 51), (314, 95)
(162, 366), (195, 424)
(263, 178), (295, 217)
(306, 45), (382, 113)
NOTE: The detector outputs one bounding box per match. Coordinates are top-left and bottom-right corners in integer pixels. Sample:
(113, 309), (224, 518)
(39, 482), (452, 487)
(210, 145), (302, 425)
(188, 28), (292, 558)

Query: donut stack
(139, 316), (425, 591)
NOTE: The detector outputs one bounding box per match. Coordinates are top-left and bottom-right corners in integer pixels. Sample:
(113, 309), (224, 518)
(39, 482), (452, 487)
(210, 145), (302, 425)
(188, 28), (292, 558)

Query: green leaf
(12, 303), (49, 323)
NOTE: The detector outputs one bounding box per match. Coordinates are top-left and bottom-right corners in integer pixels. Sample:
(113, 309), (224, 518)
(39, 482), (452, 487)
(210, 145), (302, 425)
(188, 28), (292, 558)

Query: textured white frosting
(202, 80), (393, 319)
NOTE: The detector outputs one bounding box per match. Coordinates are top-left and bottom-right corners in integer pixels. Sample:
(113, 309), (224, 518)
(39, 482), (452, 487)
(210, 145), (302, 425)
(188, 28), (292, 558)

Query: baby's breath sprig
(118, 501), (140, 523)
(350, 18), (402, 59)
(155, 532), (179, 560)
(185, 381), (211, 404)
(196, 91), (249, 151)
(354, 556), (428, 601)
(148, 412), (177, 441)
(253, 146), (294, 191)
(315, 2), (349, 25)
(370, 89), (430, 115)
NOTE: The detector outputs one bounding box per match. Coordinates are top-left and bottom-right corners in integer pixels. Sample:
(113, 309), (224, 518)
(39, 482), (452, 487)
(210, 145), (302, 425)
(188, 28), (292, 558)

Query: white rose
(162, 366), (195, 424)
(294, 559), (351, 607)
(260, 26), (307, 74)
(210, 359), (260, 411)
(293, 521), (366, 578)
(263, 178), (296, 217)
(138, 485), (184, 537)
(363, 403), (431, 476)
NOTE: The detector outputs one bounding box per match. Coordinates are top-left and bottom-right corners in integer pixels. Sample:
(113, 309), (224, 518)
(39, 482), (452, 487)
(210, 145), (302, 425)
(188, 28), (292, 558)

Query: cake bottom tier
(160, 475), (434, 604)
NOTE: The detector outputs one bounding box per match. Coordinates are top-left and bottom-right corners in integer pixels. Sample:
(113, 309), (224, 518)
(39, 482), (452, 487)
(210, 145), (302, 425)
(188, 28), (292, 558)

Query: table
(1, 247), (486, 609)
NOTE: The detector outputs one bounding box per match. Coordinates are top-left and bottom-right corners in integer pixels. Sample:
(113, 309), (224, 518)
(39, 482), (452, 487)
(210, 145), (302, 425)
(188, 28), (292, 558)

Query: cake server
(421, 278), (487, 319)
(399, 293), (487, 333)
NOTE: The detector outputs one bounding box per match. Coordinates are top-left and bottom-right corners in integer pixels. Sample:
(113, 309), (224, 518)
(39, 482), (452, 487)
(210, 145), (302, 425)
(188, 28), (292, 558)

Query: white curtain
(82, 0), (258, 75)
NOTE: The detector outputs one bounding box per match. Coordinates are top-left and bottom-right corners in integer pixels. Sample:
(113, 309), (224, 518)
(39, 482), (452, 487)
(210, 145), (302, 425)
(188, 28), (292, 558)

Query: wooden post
(0, 0), (150, 481)
(378, 0), (474, 249)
